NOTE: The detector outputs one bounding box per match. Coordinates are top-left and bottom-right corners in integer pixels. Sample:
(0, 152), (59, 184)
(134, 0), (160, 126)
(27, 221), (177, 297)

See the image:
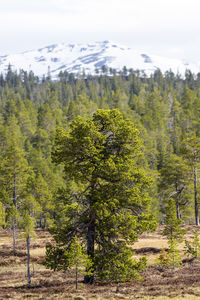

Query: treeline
(0, 67), (200, 234)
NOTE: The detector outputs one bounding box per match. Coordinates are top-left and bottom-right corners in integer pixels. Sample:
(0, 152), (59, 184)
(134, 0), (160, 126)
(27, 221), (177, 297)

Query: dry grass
(1, 226), (200, 299)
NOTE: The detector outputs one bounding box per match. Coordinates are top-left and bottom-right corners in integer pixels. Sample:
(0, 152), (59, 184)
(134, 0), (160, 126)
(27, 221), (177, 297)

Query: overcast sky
(1, 0), (200, 62)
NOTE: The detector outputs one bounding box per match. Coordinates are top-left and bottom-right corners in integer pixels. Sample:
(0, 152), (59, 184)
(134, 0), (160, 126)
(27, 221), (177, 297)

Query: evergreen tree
(46, 236), (92, 289)
(163, 199), (186, 241)
(94, 241), (146, 292)
(158, 238), (182, 268)
(21, 212), (36, 287)
(160, 199), (185, 268)
(182, 136), (200, 225)
(0, 201), (6, 228)
(159, 154), (191, 219)
(46, 109), (156, 283)
(34, 173), (53, 229)
(185, 230), (200, 258)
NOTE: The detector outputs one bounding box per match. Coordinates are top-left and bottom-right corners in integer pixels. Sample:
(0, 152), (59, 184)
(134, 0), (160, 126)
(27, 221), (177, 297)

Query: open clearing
(1, 226), (200, 299)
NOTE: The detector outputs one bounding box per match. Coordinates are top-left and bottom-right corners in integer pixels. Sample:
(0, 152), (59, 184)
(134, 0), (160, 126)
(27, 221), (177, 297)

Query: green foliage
(158, 238), (182, 267)
(34, 173), (53, 229)
(47, 109), (156, 282)
(0, 202), (6, 228)
(185, 230), (200, 258)
(166, 239), (182, 267)
(8, 204), (21, 230)
(163, 199), (186, 241)
(20, 212), (36, 240)
(67, 236), (92, 272)
(181, 136), (200, 225)
(182, 136), (200, 166)
(159, 154), (192, 219)
(94, 241), (147, 283)
(45, 236), (92, 289)
(160, 199), (185, 269)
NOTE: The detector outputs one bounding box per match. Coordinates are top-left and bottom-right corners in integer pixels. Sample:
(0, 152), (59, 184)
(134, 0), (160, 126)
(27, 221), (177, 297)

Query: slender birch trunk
(12, 173), (17, 254)
(27, 234), (31, 287)
(194, 167), (199, 225)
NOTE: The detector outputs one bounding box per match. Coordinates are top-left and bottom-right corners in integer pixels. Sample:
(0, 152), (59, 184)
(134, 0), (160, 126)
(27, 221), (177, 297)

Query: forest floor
(1, 226), (200, 299)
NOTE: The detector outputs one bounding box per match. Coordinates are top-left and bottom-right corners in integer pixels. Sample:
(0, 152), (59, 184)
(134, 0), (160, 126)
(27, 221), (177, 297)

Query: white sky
(1, 0), (200, 62)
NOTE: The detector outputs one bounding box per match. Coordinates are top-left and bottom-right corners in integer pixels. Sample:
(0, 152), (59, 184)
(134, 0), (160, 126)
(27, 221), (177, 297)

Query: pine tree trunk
(75, 265), (78, 289)
(43, 215), (46, 230)
(39, 216), (42, 229)
(13, 174), (17, 207)
(116, 282), (119, 293)
(27, 234), (31, 287)
(176, 202), (181, 220)
(84, 215), (95, 284)
(12, 220), (16, 255)
(194, 167), (199, 225)
(12, 174), (17, 255)
(175, 182), (181, 219)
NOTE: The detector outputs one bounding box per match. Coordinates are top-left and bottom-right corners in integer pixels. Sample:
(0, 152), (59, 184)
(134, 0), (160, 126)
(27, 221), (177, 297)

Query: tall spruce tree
(159, 154), (191, 219)
(182, 137), (200, 225)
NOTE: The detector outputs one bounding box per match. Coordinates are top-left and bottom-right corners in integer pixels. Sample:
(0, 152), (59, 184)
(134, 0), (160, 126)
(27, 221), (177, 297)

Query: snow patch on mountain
(0, 41), (199, 79)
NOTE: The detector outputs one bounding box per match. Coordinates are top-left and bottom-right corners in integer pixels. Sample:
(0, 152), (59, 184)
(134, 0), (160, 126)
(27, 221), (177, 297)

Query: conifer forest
(2, 67), (200, 299)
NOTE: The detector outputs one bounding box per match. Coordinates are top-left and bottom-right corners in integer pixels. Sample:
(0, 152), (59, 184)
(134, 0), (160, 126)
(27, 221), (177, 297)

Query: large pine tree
(45, 109), (156, 283)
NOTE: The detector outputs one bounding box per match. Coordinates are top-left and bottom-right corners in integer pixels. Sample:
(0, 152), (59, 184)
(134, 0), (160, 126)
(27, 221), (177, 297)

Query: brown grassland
(1, 226), (200, 299)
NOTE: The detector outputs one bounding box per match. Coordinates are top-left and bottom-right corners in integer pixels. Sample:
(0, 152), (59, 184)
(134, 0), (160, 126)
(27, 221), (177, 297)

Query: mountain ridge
(0, 40), (199, 79)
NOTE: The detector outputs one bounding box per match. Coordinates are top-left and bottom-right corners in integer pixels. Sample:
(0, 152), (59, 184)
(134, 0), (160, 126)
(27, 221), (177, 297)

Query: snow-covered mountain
(0, 40), (199, 79)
